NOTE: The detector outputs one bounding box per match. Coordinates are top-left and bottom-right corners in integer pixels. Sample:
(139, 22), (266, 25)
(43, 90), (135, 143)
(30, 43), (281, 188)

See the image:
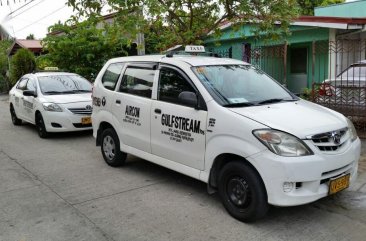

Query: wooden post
(312, 41), (315, 87)
(283, 42), (287, 86)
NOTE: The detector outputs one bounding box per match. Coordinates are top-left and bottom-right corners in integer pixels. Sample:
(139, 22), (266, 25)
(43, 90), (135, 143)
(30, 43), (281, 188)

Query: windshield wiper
(223, 102), (255, 108)
(44, 90), (76, 95)
(257, 98), (295, 105)
(75, 89), (92, 92)
(43, 91), (64, 95)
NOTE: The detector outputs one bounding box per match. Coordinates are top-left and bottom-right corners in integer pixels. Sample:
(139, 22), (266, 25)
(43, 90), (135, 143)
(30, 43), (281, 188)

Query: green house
(205, 1), (366, 94)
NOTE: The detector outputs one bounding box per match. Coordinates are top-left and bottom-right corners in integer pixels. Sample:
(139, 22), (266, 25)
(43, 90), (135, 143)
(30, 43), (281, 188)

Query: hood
(40, 93), (92, 104)
(229, 100), (347, 139)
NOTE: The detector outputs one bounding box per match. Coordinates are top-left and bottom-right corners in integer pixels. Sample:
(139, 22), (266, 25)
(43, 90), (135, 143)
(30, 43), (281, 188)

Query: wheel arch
(208, 153), (267, 196)
(10, 102), (17, 113)
(35, 109), (42, 117)
(96, 121), (116, 146)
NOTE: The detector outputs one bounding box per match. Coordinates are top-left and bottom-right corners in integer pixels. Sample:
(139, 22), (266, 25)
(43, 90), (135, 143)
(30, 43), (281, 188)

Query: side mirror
(23, 90), (37, 97)
(178, 91), (198, 108)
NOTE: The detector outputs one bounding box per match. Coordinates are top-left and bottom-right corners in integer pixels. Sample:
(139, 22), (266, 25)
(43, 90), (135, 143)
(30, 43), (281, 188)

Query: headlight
(42, 103), (63, 112)
(253, 129), (313, 157)
(346, 118), (358, 142)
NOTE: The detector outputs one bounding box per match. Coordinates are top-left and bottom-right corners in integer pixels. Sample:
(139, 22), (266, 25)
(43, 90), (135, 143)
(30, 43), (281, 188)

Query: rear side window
(102, 63), (124, 90)
(119, 67), (155, 98)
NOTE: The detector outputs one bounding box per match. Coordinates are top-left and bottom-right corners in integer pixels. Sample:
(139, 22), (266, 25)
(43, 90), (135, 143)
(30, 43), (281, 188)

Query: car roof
(351, 60), (366, 66)
(107, 54), (248, 66)
(32, 72), (79, 77)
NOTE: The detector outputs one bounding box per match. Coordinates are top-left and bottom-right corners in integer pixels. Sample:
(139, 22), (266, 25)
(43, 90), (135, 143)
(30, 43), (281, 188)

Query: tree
(26, 34), (35, 40)
(42, 17), (130, 80)
(67, 0), (300, 50)
(297, 0), (345, 16)
(36, 54), (56, 70)
(10, 49), (36, 85)
(0, 40), (12, 91)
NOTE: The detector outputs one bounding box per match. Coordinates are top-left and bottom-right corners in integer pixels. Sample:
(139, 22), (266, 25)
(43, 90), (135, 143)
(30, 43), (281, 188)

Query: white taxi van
(91, 46), (361, 222)
(9, 71), (93, 138)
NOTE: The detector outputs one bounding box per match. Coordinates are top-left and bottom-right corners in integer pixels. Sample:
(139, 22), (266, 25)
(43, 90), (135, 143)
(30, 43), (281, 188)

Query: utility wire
(7, 0), (48, 20)
(14, 4), (66, 33)
(6, 0), (36, 15)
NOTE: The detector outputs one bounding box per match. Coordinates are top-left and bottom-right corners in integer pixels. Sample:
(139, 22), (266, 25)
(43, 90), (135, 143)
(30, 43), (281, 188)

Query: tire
(36, 113), (49, 138)
(218, 161), (269, 222)
(101, 128), (126, 167)
(10, 105), (22, 126)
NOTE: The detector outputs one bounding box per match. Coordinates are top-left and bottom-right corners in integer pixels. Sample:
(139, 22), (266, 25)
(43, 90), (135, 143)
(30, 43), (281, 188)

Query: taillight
(318, 83), (333, 97)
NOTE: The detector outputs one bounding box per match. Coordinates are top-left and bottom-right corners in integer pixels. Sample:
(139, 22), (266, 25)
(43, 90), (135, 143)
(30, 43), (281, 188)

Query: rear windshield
(339, 65), (366, 78)
(38, 75), (92, 95)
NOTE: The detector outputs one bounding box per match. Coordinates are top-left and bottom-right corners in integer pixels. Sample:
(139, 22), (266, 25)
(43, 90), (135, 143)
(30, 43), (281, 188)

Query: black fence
(208, 47), (232, 58)
(311, 40), (366, 138)
(242, 40), (366, 138)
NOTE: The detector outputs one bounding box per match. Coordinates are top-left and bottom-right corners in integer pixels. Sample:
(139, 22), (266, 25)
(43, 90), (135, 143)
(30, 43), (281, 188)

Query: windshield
(192, 65), (295, 106)
(38, 75), (92, 95)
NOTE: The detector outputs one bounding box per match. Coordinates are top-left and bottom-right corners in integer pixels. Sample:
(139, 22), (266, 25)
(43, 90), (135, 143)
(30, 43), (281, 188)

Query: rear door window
(119, 66), (155, 98)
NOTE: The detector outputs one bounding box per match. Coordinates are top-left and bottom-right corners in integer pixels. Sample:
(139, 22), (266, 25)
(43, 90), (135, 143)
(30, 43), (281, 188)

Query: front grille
(309, 127), (348, 152)
(73, 123), (92, 128)
(68, 107), (92, 115)
(320, 163), (353, 184)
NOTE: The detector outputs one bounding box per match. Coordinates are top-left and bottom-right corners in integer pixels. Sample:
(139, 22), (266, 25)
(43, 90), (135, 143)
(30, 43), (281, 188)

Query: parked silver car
(319, 60), (366, 106)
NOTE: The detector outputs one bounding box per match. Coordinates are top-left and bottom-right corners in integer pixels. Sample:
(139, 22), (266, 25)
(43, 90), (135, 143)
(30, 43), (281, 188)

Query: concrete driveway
(1, 94), (366, 241)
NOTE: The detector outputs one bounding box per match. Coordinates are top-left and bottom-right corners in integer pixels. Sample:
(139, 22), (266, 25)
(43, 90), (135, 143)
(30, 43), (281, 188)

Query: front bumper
(42, 111), (92, 132)
(249, 138), (361, 206)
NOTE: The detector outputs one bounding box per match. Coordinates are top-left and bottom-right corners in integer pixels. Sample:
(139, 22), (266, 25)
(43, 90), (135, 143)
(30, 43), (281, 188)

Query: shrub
(10, 49), (36, 85)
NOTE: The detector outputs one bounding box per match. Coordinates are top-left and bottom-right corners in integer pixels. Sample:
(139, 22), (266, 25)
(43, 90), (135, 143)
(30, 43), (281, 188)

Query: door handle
(116, 99), (121, 104)
(154, 108), (161, 114)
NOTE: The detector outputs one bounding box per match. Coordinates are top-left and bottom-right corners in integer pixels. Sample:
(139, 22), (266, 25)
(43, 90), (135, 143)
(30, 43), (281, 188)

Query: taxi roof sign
(185, 45), (205, 53)
(44, 67), (59, 71)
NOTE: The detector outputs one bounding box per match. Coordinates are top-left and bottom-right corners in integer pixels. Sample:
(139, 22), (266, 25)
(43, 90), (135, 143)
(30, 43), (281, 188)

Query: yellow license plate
(329, 174), (350, 195)
(81, 117), (92, 125)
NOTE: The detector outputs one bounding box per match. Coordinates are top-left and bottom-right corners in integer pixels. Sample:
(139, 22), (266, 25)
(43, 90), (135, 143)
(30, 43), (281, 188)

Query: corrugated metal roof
(16, 39), (42, 49)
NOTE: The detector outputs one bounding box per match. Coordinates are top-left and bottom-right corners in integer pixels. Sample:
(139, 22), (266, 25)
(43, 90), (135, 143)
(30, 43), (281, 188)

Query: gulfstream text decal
(160, 113), (204, 143)
(161, 114), (201, 134)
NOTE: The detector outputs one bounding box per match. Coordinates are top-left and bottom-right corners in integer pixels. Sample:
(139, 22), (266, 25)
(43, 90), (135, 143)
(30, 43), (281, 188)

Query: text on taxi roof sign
(185, 45), (205, 53)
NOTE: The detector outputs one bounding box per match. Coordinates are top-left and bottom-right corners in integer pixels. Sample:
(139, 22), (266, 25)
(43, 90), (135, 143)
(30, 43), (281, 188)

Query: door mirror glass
(23, 90), (37, 97)
(178, 91), (197, 108)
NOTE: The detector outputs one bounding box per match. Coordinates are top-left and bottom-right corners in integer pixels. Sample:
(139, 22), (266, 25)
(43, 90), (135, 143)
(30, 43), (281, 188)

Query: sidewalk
(0, 93), (8, 102)
(350, 139), (366, 192)
(359, 139), (366, 171)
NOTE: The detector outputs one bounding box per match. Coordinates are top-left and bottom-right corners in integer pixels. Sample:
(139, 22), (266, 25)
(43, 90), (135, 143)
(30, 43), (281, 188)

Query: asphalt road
(1, 94), (366, 241)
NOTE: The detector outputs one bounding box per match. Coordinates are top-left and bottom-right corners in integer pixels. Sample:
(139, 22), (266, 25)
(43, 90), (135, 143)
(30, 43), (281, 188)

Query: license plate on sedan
(329, 173), (350, 195)
(81, 117), (92, 125)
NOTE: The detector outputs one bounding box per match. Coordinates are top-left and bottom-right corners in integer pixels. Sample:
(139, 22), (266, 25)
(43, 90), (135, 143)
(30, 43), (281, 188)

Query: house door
(288, 47), (308, 94)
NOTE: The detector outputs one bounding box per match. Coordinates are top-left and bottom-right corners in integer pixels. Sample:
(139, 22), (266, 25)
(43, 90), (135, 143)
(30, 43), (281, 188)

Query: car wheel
(10, 105), (22, 126)
(36, 113), (49, 138)
(218, 161), (269, 222)
(101, 128), (126, 167)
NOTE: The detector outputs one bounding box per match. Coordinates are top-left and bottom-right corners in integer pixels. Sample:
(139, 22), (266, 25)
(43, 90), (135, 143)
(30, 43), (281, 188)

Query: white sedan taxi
(9, 72), (93, 138)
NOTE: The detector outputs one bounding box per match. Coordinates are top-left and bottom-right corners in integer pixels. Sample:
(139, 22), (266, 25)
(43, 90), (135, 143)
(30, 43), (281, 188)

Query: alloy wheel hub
(103, 136), (115, 160)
